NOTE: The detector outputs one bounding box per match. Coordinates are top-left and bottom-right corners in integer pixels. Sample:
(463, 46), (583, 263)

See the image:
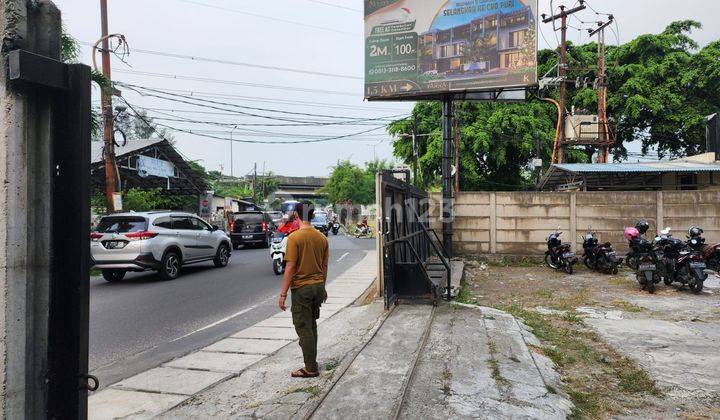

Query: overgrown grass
(324, 359), (339, 372)
(456, 282), (475, 304)
(90, 267), (102, 277)
(486, 339), (508, 386)
(611, 299), (645, 313)
(501, 304), (661, 418)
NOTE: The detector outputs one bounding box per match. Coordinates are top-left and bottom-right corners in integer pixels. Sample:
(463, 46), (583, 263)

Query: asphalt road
(89, 234), (375, 389)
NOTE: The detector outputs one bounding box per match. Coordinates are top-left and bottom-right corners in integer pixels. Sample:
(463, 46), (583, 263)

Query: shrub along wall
(430, 191), (720, 256)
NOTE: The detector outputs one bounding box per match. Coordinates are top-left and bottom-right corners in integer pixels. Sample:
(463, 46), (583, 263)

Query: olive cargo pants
(291, 283), (325, 372)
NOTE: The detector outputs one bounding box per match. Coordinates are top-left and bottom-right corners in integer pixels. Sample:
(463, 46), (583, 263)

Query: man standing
(278, 201), (329, 378)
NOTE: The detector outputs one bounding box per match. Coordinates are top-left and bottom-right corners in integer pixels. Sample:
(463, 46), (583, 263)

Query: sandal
(291, 368), (319, 378)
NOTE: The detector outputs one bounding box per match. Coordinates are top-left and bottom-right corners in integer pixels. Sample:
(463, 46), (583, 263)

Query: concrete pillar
(0, 1), (61, 417)
(657, 191), (664, 231)
(569, 193), (577, 251)
(489, 192), (497, 254)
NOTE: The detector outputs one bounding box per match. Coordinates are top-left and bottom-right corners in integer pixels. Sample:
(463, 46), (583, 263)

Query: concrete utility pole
(590, 17), (614, 164)
(542, 1), (587, 164)
(100, 0), (117, 212)
(230, 126), (237, 177)
(252, 162), (257, 203)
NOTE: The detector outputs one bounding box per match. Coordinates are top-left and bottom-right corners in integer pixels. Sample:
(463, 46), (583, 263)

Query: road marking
(337, 252), (350, 262)
(172, 305), (257, 342)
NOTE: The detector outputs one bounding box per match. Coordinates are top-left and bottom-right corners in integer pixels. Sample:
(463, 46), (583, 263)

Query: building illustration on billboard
(365, 0), (538, 100)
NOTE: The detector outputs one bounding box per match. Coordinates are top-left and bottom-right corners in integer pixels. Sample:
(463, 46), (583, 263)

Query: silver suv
(91, 211), (232, 282)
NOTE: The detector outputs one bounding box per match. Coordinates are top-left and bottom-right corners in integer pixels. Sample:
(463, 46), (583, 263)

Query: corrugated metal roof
(553, 161), (720, 173)
(91, 139), (165, 163)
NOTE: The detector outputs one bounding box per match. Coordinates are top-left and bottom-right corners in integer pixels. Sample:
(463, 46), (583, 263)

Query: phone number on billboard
(368, 64), (416, 76)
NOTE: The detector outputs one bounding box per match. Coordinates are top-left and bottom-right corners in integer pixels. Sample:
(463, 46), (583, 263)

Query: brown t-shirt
(285, 226), (329, 289)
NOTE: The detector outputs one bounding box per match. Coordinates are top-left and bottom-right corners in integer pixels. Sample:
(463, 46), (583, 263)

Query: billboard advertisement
(365, 0), (538, 100)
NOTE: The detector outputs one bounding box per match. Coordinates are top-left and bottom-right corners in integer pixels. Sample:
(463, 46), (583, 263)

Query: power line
(120, 96), (389, 145)
(175, 0), (360, 37)
(305, 0), (362, 12)
(112, 83), (407, 112)
(79, 41), (361, 80)
(119, 82), (398, 121)
(142, 108), (392, 137)
(114, 69), (358, 96)
(111, 105), (395, 127)
(121, 91), (404, 128)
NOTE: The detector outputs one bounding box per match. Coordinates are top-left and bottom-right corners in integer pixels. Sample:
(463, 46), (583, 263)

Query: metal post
(442, 97), (453, 299)
(535, 131), (542, 190)
(412, 115), (418, 186)
(100, 0), (117, 212)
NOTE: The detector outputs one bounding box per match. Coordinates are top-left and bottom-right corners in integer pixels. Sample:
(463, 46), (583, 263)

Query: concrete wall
(431, 191), (720, 255)
(0, 1), (61, 416)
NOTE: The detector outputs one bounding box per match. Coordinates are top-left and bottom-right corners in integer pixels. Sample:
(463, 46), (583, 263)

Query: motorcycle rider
(277, 214), (300, 235)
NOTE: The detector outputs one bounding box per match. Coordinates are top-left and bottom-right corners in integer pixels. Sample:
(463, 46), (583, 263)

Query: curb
(88, 251), (378, 420)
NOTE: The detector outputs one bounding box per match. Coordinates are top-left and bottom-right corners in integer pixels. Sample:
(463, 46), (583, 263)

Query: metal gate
(379, 171), (450, 308)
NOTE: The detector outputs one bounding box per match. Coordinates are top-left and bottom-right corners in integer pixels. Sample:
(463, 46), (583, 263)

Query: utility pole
(542, 1), (586, 164)
(230, 126), (237, 177)
(252, 162), (257, 203)
(261, 161), (266, 200)
(589, 17), (614, 164)
(100, 0), (117, 212)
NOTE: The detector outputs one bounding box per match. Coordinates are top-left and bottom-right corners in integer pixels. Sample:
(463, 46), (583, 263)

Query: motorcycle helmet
(688, 226), (703, 238)
(635, 220), (650, 235)
(624, 227), (639, 241)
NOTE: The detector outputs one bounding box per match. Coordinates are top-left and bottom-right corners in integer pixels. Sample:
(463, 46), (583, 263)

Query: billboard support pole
(442, 96), (453, 299)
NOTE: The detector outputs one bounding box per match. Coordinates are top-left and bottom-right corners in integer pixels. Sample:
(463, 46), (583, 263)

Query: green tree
(390, 21), (720, 190)
(320, 160), (388, 205)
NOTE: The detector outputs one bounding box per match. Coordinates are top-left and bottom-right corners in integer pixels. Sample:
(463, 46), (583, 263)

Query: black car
(230, 211), (272, 249)
(311, 212), (329, 236)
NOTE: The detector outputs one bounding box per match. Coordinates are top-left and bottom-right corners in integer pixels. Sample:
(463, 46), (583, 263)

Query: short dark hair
(295, 201), (315, 221)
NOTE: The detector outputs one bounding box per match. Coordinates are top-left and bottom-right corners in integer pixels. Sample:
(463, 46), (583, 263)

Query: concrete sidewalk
(89, 251), (378, 420)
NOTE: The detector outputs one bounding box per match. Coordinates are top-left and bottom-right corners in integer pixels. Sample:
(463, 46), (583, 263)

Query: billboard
(365, 0), (538, 100)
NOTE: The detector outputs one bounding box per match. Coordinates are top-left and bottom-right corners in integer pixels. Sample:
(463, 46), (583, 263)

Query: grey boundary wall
(429, 191), (720, 255)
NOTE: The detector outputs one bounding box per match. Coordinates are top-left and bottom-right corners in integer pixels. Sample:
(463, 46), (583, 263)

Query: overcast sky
(55, 0), (720, 177)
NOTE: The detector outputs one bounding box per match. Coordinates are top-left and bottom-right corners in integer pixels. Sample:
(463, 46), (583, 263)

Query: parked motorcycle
(270, 232), (288, 275)
(545, 228), (577, 274)
(581, 228), (621, 274)
(625, 220), (650, 270)
(625, 227), (661, 293)
(656, 227), (708, 293)
(703, 240), (720, 272)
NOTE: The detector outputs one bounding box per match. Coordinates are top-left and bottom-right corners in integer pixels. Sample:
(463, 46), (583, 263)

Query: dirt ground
(461, 258), (720, 419)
